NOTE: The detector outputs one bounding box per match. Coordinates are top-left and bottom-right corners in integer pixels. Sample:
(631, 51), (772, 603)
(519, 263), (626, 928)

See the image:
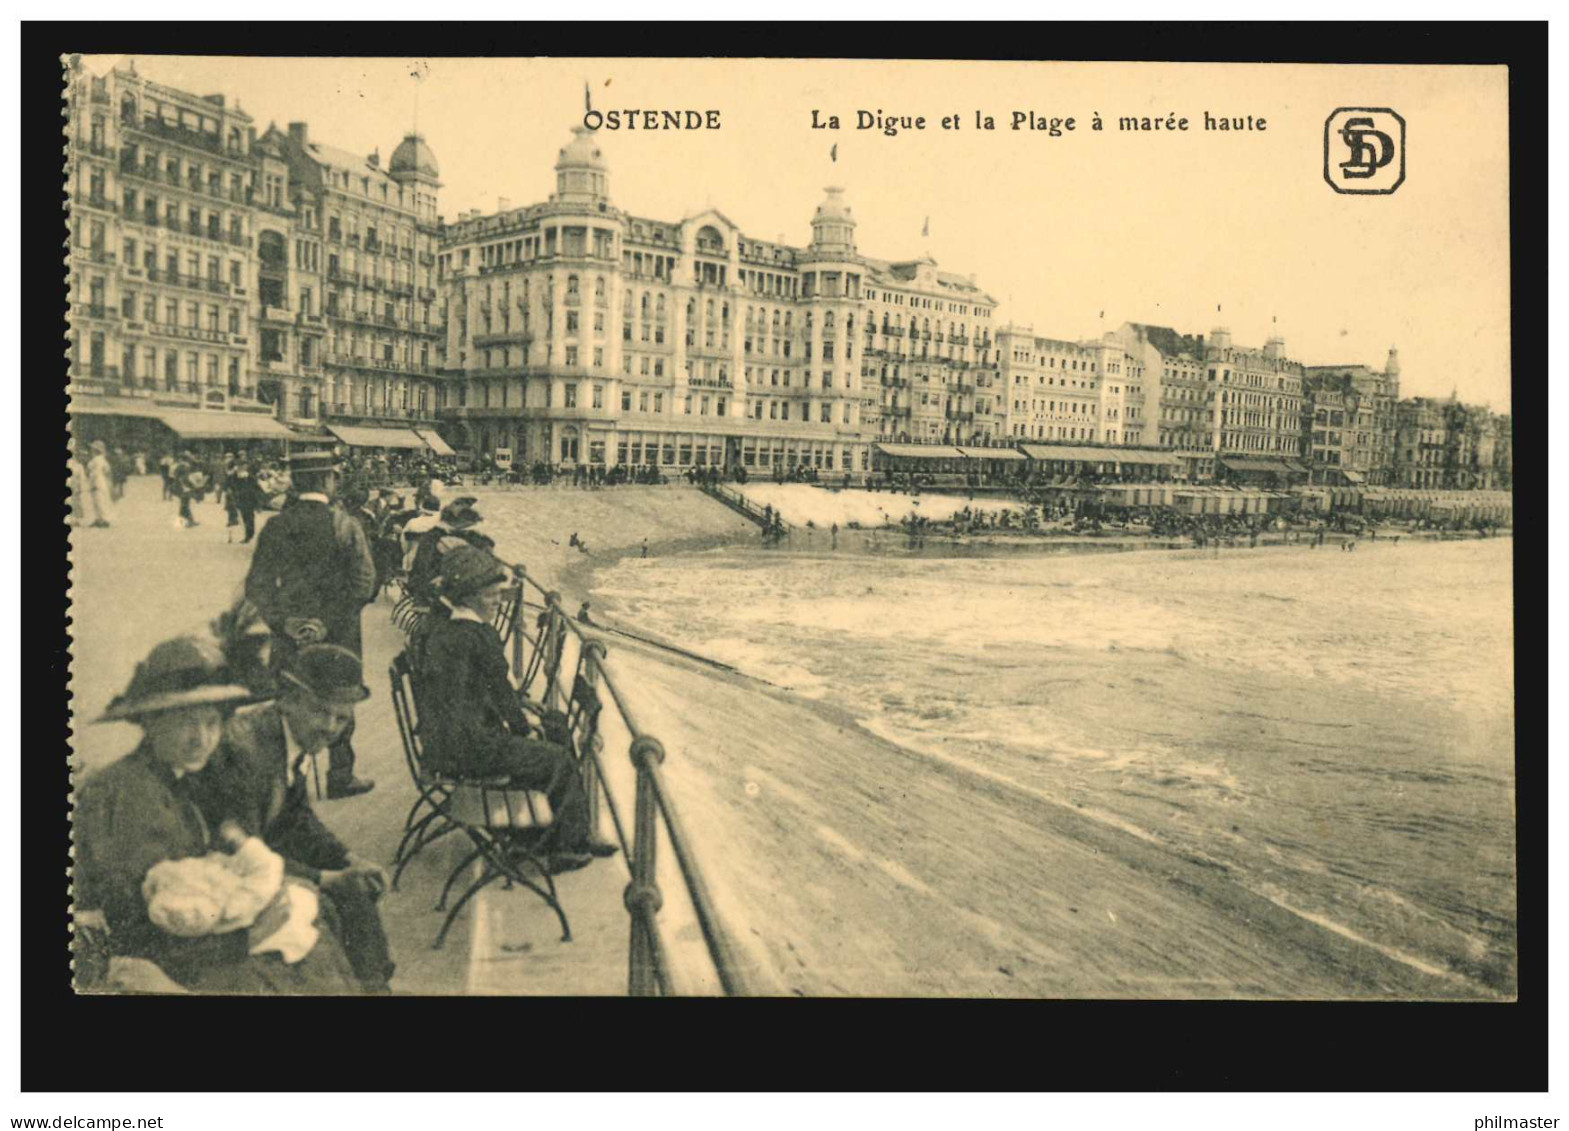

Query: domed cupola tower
(388, 131), (440, 185)
(388, 131), (441, 222)
(810, 186), (857, 256)
(554, 126), (610, 205)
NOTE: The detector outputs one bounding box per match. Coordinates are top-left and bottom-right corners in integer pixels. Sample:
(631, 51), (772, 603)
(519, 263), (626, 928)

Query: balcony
(258, 305), (293, 324)
(79, 195), (117, 214)
(146, 322), (231, 346)
(76, 247), (116, 265)
(77, 304), (118, 322)
(205, 278), (231, 296)
(69, 365), (121, 385)
(474, 330), (531, 349)
(418, 287), (437, 302)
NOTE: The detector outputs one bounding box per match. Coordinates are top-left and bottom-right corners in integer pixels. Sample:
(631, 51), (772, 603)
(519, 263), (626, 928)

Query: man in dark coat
(192, 644), (394, 992)
(415, 545), (617, 873)
(244, 449), (377, 799)
(228, 459), (264, 544)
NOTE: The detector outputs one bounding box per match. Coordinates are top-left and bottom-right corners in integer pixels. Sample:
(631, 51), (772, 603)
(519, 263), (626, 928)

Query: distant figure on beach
(577, 602), (595, 626)
(641, 538), (649, 558)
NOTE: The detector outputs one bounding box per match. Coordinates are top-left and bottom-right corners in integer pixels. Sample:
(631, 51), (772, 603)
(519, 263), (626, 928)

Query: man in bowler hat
(192, 643), (395, 993)
(244, 448), (377, 798)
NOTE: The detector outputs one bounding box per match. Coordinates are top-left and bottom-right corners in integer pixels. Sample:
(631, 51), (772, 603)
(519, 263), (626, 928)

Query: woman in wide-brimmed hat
(74, 636), (359, 994)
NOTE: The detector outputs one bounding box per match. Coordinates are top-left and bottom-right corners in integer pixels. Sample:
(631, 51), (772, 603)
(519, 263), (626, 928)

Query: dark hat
(279, 644), (371, 705)
(439, 544), (509, 601)
(441, 501), (483, 528)
(98, 637), (257, 723)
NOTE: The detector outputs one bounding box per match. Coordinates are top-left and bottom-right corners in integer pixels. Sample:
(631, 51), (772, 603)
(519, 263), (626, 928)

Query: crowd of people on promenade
(73, 443), (619, 996)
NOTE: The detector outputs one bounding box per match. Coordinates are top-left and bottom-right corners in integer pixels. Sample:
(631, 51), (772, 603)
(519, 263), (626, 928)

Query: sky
(83, 56), (1512, 411)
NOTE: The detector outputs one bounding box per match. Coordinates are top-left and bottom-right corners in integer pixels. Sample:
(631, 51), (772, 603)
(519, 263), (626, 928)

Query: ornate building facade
(1301, 349), (1401, 486)
(261, 122), (446, 432)
(435, 126), (1000, 473)
(65, 58), (284, 442)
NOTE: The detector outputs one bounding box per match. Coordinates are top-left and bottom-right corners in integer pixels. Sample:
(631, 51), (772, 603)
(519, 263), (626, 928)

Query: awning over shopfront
(1113, 449), (1181, 466)
(1221, 457), (1306, 474)
(414, 429), (455, 457)
(71, 399), (293, 441)
(955, 446), (1025, 460)
(1019, 444), (1117, 463)
(1340, 469), (1366, 483)
(874, 443), (966, 460)
(1020, 444), (1179, 466)
(158, 410), (294, 441)
(327, 424), (431, 451)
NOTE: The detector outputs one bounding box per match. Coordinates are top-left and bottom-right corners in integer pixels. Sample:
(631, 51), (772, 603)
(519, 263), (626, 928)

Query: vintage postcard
(64, 54), (1514, 1001)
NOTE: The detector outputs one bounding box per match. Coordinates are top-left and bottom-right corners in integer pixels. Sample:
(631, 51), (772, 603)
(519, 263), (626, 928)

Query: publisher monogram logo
(1324, 108), (1406, 195)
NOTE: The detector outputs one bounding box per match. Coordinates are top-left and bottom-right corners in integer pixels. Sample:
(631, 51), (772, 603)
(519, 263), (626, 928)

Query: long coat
(73, 744), (359, 994)
(244, 497), (375, 658)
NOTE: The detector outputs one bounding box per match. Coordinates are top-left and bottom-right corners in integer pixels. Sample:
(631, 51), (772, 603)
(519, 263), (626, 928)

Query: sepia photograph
(60, 50), (1519, 1011)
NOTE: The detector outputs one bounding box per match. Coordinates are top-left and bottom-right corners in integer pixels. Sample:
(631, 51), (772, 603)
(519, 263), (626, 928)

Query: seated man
(191, 644), (395, 993)
(416, 545), (617, 874)
(405, 498), (495, 608)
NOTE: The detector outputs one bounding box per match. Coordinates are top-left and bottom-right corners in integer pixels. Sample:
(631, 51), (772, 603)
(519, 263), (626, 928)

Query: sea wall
(462, 485), (758, 590)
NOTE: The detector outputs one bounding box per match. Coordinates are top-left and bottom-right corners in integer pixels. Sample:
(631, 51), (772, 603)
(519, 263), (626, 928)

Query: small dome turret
(388, 132), (440, 184)
(810, 186), (856, 255)
(555, 126), (609, 203)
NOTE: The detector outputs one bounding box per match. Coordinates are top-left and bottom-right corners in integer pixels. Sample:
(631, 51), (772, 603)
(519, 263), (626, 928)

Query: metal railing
(502, 573), (752, 996)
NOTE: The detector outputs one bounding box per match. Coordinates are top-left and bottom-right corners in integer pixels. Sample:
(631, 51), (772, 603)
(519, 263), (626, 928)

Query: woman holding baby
(74, 636), (361, 994)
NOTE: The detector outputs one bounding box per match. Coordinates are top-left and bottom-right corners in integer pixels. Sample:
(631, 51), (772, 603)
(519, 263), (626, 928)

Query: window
(564, 383), (578, 408)
(622, 390), (632, 411)
(592, 384), (604, 409)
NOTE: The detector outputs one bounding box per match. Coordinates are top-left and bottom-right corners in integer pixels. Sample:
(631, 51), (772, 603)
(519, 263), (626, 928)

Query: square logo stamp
(1324, 108), (1406, 194)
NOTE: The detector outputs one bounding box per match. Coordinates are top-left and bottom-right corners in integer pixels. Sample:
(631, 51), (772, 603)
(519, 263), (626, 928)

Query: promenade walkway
(70, 477), (631, 995)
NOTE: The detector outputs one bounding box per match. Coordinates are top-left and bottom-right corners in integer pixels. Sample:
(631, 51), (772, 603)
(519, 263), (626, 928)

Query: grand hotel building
(435, 126), (1001, 474)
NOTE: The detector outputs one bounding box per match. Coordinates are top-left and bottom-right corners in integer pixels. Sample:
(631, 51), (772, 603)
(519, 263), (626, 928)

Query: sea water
(589, 535), (1517, 993)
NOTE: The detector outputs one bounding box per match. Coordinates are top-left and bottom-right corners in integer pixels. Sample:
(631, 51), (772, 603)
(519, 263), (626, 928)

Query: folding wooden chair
(387, 652), (572, 948)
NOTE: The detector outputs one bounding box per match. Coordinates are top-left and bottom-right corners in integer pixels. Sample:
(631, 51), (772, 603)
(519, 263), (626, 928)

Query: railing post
(544, 590), (566, 711)
(625, 735), (666, 997)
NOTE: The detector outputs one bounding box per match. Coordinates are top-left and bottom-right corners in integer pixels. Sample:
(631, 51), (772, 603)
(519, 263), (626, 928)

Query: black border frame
(26, 20), (1542, 1094)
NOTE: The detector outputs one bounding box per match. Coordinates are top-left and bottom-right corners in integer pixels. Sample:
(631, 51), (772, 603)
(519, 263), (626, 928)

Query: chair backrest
(493, 584), (520, 645)
(388, 651), (427, 786)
